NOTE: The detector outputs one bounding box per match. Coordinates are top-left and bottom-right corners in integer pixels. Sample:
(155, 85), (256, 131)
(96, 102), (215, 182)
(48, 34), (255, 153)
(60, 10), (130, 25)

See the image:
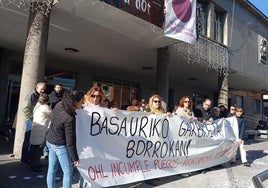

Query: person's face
(74, 98), (84, 109)
(214, 110), (220, 116)
(183, 98), (190, 108)
(203, 100), (211, 110)
(230, 107), (236, 113)
(36, 84), (46, 94)
(152, 98), (161, 108)
(112, 100), (119, 107)
(91, 91), (101, 105)
(54, 85), (63, 93)
(236, 110), (243, 117)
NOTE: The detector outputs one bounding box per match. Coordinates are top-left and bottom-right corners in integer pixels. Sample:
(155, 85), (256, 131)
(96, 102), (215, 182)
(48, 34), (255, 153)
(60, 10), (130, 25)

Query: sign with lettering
(100, 0), (164, 27)
(76, 107), (238, 187)
(164, 0), (197, 44)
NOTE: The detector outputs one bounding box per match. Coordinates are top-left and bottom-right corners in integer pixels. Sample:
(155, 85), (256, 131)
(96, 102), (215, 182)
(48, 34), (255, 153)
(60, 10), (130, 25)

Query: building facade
(0, 0), (267, 130)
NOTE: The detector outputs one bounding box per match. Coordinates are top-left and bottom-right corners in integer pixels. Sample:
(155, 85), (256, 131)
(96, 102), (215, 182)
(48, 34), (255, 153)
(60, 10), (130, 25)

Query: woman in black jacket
(46, 90), (84, 188)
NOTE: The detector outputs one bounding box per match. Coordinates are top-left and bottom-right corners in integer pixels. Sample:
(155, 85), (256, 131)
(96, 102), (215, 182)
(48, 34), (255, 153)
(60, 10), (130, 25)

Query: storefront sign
(101, 0), (164, 27)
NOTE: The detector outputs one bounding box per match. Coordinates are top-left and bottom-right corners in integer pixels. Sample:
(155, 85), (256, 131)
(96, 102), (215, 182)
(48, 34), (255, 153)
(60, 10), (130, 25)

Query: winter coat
(46, 101), (79, 162)
(48, 91), (63, 109)
(23, 89), (40, 121)
(193, 104), (211, 122)
(30, 102), (52, 145)
(236, 116), (245, 139)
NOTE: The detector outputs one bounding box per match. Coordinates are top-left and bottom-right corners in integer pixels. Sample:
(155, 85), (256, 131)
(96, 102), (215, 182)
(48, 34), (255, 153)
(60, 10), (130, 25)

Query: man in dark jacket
(43, 83), (63, 159)
(48, 83), (63, 109)
(194, 98), (212, 123)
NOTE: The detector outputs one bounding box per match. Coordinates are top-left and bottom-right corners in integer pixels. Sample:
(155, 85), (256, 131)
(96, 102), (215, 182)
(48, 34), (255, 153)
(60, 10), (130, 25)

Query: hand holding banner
(76, 107), (238, 187)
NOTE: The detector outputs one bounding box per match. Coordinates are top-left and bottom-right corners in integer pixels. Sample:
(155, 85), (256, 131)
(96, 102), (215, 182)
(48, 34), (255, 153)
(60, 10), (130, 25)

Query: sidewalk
(0, 132), (268, 188)
(0, 129), (81, 188)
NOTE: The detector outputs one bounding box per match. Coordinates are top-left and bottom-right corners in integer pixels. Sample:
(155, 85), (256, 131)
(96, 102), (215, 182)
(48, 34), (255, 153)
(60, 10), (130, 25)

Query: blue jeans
(46, 141), (73, 188)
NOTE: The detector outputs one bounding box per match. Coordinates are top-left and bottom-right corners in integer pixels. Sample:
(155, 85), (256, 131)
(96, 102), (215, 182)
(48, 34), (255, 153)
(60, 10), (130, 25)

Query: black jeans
(29, 144), (43, 167)
(21, 130), (31, 163)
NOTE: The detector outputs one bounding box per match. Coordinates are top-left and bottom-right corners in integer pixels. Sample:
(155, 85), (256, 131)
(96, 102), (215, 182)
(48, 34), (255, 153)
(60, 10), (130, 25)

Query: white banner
(164, 0), (196, 44)
(76, 107), (238, 187)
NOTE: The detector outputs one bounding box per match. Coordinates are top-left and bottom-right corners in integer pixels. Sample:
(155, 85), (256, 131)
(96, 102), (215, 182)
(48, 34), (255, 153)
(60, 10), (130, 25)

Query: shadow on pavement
(0, 133), (81, 188)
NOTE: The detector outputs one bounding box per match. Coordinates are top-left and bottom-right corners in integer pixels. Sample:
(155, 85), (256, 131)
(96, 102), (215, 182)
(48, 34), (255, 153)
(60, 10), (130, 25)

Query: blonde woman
(84, 86), (105, 107)
(145, 94), (165, 114)
(80, 86), (106, 187)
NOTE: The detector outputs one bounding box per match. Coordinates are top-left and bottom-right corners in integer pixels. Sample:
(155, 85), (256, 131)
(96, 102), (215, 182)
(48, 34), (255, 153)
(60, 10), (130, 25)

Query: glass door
(5, 74), (21, 122)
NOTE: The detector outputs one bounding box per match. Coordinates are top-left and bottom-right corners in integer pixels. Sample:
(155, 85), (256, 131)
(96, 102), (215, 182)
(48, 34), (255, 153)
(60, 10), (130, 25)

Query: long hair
(174, 96), (193, 111)
(38, 93), (49, 105)
(148, 94), (165, 114)
(61, 90), (84, 115)
(84, 86), (105, 106)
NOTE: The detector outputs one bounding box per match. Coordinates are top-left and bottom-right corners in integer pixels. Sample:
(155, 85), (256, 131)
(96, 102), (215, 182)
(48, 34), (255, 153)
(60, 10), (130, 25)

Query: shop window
(45, 70), (77, 93)
(263, 101), (268, 119)
(236, 96), (243, 108)
(254, 99), (261, 113)
(93, 79), (138, 109)
(5, 75), (21, 122)
(5, 70), (77, 123)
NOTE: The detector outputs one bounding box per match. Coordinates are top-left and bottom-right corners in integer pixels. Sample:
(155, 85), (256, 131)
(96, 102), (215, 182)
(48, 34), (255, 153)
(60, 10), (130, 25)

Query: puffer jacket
(46, 101), (79, 162)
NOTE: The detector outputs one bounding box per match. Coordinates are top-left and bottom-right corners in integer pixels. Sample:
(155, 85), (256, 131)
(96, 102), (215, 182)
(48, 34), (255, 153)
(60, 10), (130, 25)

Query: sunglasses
(91, 95), (100, 98)
(153, 100), (161, 103)
(230, 108), (235, 110)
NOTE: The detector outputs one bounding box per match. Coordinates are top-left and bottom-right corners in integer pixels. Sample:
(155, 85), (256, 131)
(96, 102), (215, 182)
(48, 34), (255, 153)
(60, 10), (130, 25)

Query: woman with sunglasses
(173, 96), (196, 178)
(174, 96), (196, 120)
(144, 94), (165, 114)
(84, 86), (105, 107)
(80, 86), (106, 187)
(143, 94), (166, 186)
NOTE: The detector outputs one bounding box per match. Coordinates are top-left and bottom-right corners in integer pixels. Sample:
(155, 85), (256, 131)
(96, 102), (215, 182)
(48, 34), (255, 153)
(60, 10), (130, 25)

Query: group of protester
(19, 84), (250, 188)
(20, 82), (85, 188)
